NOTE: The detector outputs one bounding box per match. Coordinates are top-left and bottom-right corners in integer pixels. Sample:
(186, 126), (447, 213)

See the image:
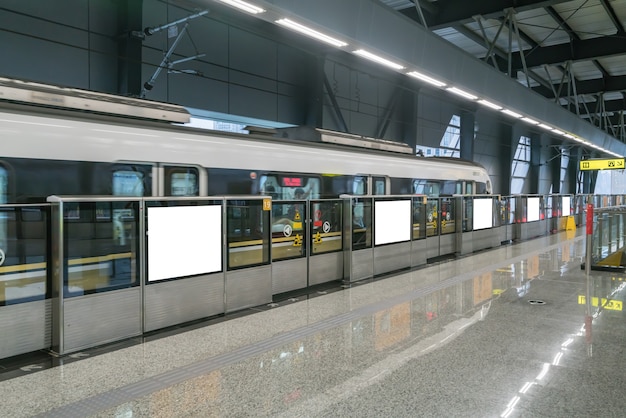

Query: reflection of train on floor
(0, 77), (492, 304)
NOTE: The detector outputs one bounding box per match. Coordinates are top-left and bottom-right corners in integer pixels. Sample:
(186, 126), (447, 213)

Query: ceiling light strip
(217, 0), (265, 14)
(501, 109), (522, 118)
(446, 87), (477, 100)
(276, 18), (347, 47)
(353, 49), (405, 70)
(407, 71), (446, 87)
(477, 99), (502, 110)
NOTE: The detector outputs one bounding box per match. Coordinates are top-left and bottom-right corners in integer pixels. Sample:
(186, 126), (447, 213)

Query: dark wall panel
(0, 31), (89, 87)
(474, 112), (511, 195)
(1, 0), (90, 29)
(229, 84), (278, 121)
(0, 1), (119, 90)
(169, 76), (229, 113)
(229, 27), (277, 80)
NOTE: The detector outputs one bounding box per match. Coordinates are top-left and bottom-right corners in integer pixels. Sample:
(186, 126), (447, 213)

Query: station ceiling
(385, 0), (626, 144)
(196, 0), (626, 156)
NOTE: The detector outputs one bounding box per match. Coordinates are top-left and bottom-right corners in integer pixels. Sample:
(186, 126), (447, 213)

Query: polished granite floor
(3, 230), (626, 417)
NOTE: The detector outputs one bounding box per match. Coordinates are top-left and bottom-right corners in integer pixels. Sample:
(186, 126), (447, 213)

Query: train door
(0, 165), (6, 250)
(112, 164), (154, 197)
(260, 173), (322, 294)
(158, 164), (207, 197)
(372, 176), (388, 195)
(463, 181), (475, 195)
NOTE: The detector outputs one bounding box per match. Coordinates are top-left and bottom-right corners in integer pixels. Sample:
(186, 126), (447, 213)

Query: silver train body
(0, 78), (492, 202)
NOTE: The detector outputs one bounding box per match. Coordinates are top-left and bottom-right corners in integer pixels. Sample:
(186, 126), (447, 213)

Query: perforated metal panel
(309, 252), (343, 286)
(374, 242), (411, 275)
(0, 299), (51, 359)
(349, 248), (374, 282)
(411, 239), (428, 267)
(225, 265), (271, 313)
(272, 258), (307, 295)
(63, 288), (141, 353)
(426, 236), (440, 259)
(144, 273), (225, 332)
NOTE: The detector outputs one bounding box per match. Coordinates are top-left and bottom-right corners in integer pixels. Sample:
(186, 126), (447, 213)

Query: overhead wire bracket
(141, 10), (209, 98)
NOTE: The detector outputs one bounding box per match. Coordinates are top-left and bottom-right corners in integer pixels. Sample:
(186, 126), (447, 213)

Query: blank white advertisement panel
(527, 197), (540, 222)
(473, 198), (493, 230)
(148, 205), (222, 282)
(375, 200), (411, 245)
(562, 196), (571, 216)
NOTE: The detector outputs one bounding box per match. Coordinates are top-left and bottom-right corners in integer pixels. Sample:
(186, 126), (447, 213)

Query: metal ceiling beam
(564, 99), (626, 116)
(582, 113), (624, 127)
(574, 98), (626, 115)
(399, 0), (572, 30)
(533, 74), (626, 98)
(453, 22), (559, 94)
(507, 35), (626, 71)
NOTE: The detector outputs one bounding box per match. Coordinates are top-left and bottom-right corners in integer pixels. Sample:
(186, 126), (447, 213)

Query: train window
(465, 182), (474, 195)
(113, 171), (145, 196)
(476, 182), (488, 194)
(353, 177), (367, 195)
(0, 166), (6, 204)
(442, 181), (461, 195)
(373, 177), (386, 195)
(413, 180), (440, 197)
(260, 175), (320, 200)
(165, 167), (199, 196)
(0, 166), (6, 251)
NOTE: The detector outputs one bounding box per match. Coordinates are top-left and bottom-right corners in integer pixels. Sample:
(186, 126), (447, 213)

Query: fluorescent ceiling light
(407, 71), (446, 87)
(477, 99), (502, 110)
(353, 49), (405, 70)
(521, 117), (539, 125)
(551, 128), (565, 135)
(217, 0), (265, 14)
(501, 109), (522, 118)
(276, 19), (347, 47)
(538, 123), (553, 130)
(446, 87), (477, 100)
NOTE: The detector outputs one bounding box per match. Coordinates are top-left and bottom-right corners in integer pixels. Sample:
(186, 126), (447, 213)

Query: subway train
(0, 78), (494, 309)
(0, 77), (492, 204)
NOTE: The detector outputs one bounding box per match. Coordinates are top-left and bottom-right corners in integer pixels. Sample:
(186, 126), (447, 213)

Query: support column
(500, 123), (513, 196)
(528, 132), (541, 194)
(459, 111), (475, 161)
(550, 145), (562, 194)
(117, 0), (143, 97)
(401, 88), (418, 152)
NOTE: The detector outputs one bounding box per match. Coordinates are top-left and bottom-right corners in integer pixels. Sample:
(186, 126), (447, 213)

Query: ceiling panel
(370, 0), (626, 142)
(552, 1), (616, 39)
(597, 55), (626, 75)
(433, 27), (489, 57)
(571, 60), (604, 80)
(514, 8), (571, 46)
(611, 0), (626, 28)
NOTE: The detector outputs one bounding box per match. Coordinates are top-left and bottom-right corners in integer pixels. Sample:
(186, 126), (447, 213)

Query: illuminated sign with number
(579, 158), (625, 170)
(281, 177), (303, 187)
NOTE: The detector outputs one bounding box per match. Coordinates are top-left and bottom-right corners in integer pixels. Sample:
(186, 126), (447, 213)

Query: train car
(0, 78), (495, 343)
(0, 77), (492, 205)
